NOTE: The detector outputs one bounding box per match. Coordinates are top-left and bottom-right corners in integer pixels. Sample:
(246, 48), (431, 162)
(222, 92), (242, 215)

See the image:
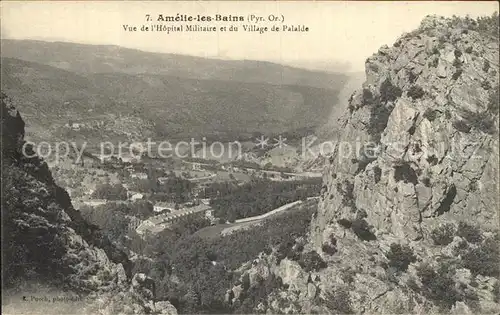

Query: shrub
(337, 180), (355, 207)
(241, 273), (251, 291)
(91, 183), (128, 200)
(483, 59), (491, 72)
(456, 222), (482, 243)
(452, 120), (471, 133)
(380, 78), (402, 104)
(452, 69), (463, 80)
(407, 85), (425, 100)
(393, 163), (418, 185)
(493, 281), (500, 303)
(368, 103), (393, 142)
(454, 49), (463, 58)
(356, 208), (368, 220)
(373, 166), (382, 183)
(340, 268), (357, 285)
(408, 70), (418, 83)
(481, 80), (492, 90)
(461, 111), (496, 134)
(429, 57), (439, 68)
(351, 219), (377, 241)
(426, 155), (439, 165)
(477, 12), (499, 38)
(322, 235), (337, 256)
(487, 85), (499, 114)
(423, 108), (437, 122)
(465, 46), (473, 53)
(299, 251), (327, 272)
(417, 262), (467, 310)
(337, 218), (352, 229)
(453, 58), (462, 68)
(322, 243), (337, 256)
(362, 89), (375, 105)
(386, 243), (417, 272)
(322, 288), (353, 314)
(462, 238), (499, 277)
(431, 223), (456, 246)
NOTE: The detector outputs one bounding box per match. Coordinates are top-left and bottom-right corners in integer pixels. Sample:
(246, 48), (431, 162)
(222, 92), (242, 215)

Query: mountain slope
(1, 39), (346, 90)
(1, 93), (177, 314)
(1, 55), (345, 142)
(221, 14), (500, 315)
(307, 14), (499, 314)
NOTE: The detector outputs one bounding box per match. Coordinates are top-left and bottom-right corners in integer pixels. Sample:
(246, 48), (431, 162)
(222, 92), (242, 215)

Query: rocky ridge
(227, 14), (499, 314)
(311, 14), (500, 314)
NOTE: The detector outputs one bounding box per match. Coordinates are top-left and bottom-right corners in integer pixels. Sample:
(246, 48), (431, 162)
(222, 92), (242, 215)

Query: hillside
(1, 50), (346, 141)
(1, 39), (345, 90)
(1, 93), (177, 314)
(220, 14), (500, 314)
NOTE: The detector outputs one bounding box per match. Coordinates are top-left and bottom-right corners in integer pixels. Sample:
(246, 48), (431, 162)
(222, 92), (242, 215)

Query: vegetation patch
(459, 110), (496, 135)
(407, 85), (425, 100)
(417, 261), (479, 311)
(364, 78), (401, 142)
(483, 59), (491, 72)
(373, 166), (382, 183)
(351, 218), (377, 241)
(322, 235), (338, 256)
(462, 237), (500, 277)
(452, 119), (471, 133)
(368, 103), (393, 143)
(431, 223), (456, 246)
(91, 183), (128, 200)
(298, 251), (327, 272)
(362, 88), (375, 106)
(426, 155), (439, 165)
(380, 78), (402, 104)
(488, 85), (499, 114)
(337, 180), (355, 209)
(337, 218), (353, 229)
(456, 222), (482, 243)
(322, 288), (354, 314)
(423, 108), (438, 122)
(393, 162), (418, 185)
(209, 178), (321, 222)
(386, 243), (417, 272)
(452, 69), (463, 80)
(407, 70), (418, 83)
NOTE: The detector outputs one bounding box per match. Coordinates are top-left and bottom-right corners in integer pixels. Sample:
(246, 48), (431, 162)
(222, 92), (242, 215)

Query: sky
(1, 1), (498, 71)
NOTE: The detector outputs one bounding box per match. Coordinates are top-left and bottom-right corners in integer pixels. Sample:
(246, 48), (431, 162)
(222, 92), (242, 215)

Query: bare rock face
(302, 15), (499, 314)
(312, 15), (499, 248)
(1, 93), (176, 314)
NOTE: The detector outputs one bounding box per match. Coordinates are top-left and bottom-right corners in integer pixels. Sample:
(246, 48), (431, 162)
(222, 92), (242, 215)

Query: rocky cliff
(308, 14), (500, 314)
(1, 92), (177, 314)
(226, 15), (499, 315)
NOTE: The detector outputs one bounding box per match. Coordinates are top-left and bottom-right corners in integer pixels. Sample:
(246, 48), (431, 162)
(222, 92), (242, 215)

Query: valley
(2, 10), (499, 315)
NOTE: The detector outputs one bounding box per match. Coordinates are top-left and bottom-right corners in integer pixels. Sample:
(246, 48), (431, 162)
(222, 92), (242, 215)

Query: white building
(131, 172), (148, 180)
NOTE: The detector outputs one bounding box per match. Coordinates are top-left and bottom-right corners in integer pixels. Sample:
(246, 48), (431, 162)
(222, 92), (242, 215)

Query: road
(196, 196), (319, 238)
(242, 168), (322, 178)
(232, 196), (319, 224)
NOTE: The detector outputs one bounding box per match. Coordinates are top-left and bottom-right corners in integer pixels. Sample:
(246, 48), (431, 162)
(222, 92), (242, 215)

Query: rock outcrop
(1, 92), (177, 314)
(312, 15), (499, 247)
(231, 15), (499, 315)
(305, 14), (499, 314)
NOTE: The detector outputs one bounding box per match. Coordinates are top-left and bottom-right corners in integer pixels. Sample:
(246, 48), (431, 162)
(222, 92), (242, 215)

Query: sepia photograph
(1, 1), (499, 314)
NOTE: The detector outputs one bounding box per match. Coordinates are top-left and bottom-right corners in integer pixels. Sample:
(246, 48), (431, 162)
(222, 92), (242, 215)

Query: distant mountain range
(1, 39), (349, 143)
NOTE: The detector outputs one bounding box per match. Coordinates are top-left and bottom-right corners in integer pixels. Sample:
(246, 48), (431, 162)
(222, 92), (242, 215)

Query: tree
(91, 183), (128, 200)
